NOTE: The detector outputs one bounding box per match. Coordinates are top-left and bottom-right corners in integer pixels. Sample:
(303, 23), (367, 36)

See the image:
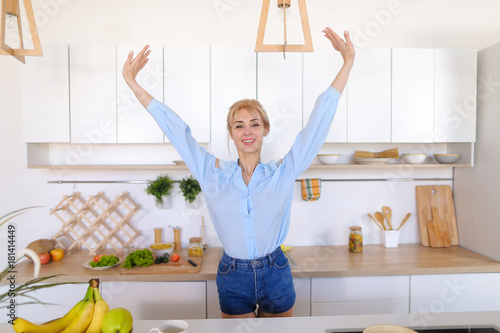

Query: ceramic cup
(381, 230), (400, 248)
(150, 320), (188, 333)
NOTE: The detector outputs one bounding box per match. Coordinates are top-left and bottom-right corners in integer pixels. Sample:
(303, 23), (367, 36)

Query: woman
(122, 27), (354, 318)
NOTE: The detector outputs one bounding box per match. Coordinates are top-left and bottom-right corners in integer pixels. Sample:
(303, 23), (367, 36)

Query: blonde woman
(122, 27), (354, 318)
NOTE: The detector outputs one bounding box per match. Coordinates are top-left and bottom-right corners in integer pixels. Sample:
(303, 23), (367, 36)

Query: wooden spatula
(375, 212), (387, 230)
(382, 206), (393, 230)
(427, 207), (451, 247)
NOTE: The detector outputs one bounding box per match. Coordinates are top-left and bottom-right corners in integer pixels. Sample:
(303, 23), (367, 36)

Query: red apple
(39, 253), (51, 265)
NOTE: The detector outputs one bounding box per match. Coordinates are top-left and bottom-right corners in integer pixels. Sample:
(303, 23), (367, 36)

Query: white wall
(1, 0), (499, 269)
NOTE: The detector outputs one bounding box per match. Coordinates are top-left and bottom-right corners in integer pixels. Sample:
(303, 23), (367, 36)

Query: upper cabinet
(116, 45), (164, 143)
(392, 48), (435, 143)
(434, 49), (477, 142)
(258, 52), (303, 160)
(303, 46), (348, 143)
(70, 44), (117, 144)
(347, 48), (391, 143)
(164, 45), (210, 143)
(210, 46), (256, 161)
(22, 44), (70, 143)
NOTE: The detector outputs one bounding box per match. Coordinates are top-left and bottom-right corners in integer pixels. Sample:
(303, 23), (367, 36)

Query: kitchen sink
(327, 326), (500, 332)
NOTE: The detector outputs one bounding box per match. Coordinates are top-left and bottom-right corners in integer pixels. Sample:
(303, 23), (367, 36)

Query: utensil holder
(381, 230), (400, 248)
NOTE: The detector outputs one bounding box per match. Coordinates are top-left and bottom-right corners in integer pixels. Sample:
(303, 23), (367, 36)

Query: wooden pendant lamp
(255, 0), (313, 56)
(1, 0), (43, 63)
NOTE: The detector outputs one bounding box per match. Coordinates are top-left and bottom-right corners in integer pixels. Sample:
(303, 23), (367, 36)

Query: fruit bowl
(434, 153), (461, 164)
(150, 243), (174, 257)
(402, 153), (426, 164)
(317, 154), (341, 164)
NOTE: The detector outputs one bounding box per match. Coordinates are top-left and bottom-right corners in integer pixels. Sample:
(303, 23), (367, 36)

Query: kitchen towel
(301, 178), (322, 201)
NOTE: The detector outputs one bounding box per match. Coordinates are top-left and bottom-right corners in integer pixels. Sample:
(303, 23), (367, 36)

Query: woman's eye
(252, 123), (260, 127)
(235, 125), (242, 129)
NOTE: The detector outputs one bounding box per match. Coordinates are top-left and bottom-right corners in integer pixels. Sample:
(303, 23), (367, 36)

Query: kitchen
(1, 0), (500, 332)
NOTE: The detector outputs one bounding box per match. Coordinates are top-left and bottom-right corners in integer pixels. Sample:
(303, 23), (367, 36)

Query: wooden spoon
(368, 213), (384, 230)
(397, 213), (412, 231)
(382, 206), (393, 230)
(374, 212), (387, 230)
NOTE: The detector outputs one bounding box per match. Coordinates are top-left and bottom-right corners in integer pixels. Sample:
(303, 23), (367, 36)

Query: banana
(85, 286), (109, 333)
(12, 286), (93, 333)
(60, 283), (95, 333)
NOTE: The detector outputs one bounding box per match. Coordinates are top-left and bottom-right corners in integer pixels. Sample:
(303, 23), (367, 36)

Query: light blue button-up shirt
(147, 86), (341, 259)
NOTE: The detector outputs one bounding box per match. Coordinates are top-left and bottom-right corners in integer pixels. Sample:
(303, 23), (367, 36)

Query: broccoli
(122, 249), (154, 269)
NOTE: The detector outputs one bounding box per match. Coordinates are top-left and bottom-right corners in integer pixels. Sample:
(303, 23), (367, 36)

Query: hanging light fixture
(1, 0), (43, 63)
(255, 0), (313, 59)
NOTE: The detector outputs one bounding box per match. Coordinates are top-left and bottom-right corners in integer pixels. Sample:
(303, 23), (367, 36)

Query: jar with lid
(188, 237), (203, 257)
(349, 226), (363, 253)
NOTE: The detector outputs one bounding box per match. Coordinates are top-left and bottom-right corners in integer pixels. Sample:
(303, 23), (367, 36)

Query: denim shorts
(216, 247), (296, 315)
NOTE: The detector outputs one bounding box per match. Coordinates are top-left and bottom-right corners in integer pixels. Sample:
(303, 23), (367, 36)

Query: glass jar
(349, 226), (363, 253)
(188, 237), (203, 257)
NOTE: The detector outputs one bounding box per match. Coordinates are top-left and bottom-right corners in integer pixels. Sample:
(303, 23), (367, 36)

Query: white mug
(150, 320), (189, 333)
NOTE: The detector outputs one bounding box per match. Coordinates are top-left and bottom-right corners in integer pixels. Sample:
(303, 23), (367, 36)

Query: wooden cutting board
(120, 257), (202, 275)
(416, 185), (459, 246)
(427, 207), (452, 247)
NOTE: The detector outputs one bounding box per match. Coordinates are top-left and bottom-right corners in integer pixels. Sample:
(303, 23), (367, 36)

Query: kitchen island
(2, 311), (500, 332)
(9, 244), (500, 283)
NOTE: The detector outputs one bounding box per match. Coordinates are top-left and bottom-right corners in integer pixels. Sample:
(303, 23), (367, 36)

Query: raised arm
(122, 45), (154, 108)
(323, 28), (355, 94)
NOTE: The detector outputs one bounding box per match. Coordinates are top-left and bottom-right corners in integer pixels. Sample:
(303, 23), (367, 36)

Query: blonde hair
(226, 99), (270, 134)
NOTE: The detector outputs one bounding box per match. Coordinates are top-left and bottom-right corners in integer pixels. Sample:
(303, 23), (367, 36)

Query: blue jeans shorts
(216, 246), (296, 315)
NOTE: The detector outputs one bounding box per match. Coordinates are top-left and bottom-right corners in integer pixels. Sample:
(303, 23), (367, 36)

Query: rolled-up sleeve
(146, 99), (214, 184)
(282, 86), (342, 179)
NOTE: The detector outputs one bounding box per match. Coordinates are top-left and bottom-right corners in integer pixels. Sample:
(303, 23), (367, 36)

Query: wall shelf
(27, 163), (470, 170)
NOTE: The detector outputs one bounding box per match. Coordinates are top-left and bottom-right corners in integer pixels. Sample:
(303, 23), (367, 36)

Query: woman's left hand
(323, 27), (355, 66)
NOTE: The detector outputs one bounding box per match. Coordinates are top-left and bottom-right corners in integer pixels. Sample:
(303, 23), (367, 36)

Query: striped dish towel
(301, 178), (322, 201)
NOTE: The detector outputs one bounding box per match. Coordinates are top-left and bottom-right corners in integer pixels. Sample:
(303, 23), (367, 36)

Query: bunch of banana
(12, 279), (109, 333)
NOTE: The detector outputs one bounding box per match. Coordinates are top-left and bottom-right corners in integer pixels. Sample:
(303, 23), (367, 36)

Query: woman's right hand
(122, 45), (151, 87)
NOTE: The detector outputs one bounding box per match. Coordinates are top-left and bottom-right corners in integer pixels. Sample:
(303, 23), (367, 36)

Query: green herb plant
(145, 173), (174, 206)
(179, 176), (202, 204)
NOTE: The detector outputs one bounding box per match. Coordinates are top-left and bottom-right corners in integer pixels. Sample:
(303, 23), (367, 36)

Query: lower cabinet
(410, 273), (500, 314)
(103, 281), (206, 320)
(311, 276), (410, 316)
(206, 278), (311, 318)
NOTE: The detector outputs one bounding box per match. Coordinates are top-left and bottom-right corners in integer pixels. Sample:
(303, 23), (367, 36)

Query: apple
(39, 253), (51, 265)
(50, 248), (65, 261)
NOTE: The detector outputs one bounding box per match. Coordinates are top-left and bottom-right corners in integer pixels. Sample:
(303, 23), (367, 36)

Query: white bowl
(149, 243), (174, 257)
(434, 154), (461, 164)
(402, 153), (426, 164)
(317, 154), (341, 164)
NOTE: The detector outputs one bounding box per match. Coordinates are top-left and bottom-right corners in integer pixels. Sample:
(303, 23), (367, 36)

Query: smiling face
(229, 108), (269, 156)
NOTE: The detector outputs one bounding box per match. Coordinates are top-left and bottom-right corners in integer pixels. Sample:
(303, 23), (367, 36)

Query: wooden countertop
(5, 244), (500, 284)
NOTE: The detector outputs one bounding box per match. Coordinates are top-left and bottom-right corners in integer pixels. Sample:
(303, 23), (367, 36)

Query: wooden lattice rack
(50, 192), (141, 255)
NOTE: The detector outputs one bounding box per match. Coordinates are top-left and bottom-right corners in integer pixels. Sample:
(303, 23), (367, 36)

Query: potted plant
(145, 174), (175, 208)
(179, 176), (202, 209)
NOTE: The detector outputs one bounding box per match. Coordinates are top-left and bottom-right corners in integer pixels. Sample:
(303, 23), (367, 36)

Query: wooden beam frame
(1, 0), (43, 63)
(255, 0), (313, 52)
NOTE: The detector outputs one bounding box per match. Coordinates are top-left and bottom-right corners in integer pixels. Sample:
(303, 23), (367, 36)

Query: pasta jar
(188, 237), (203, 257)
(349, 226), (363, 253)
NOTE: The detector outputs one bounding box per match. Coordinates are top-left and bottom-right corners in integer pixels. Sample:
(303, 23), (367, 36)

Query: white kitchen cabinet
(207, 278), (311, 318)
(210, 46), (256, 161)
(347, 48), (392, 143)
(104, 281), (206, 320)
(311, 276), (410, 316)
(22, 43), (70, 143)
(410, 273), (500, 314)
(116, 45), (164, 143)
(303, 46), (348, 143)
(434, 49), (477, 143)
(392, 48), (435, 143)
(164, 45), (210, 143)
(70, 44), (117, 143)
(7, 283), (88, 323)
(257, 52), (303, 161)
